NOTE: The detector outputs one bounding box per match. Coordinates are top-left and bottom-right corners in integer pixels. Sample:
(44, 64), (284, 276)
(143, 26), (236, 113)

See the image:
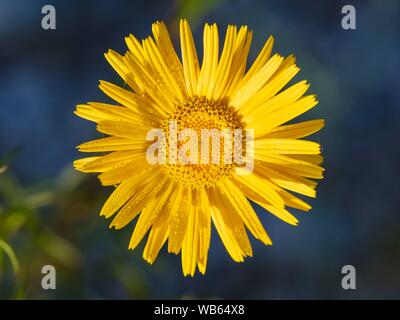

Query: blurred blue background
(0, 0), (399, 299)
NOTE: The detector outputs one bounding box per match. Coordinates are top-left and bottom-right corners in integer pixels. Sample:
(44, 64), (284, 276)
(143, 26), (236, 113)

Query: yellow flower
(74, 19), (324, 276)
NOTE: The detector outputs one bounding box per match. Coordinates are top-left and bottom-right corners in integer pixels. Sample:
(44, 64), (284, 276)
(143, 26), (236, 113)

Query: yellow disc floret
(160, 96), (244, 188)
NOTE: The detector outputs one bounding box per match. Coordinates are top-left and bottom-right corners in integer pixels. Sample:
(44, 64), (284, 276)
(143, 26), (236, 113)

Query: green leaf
(0, 238), (20, 277)
(37, 231), (82, 268)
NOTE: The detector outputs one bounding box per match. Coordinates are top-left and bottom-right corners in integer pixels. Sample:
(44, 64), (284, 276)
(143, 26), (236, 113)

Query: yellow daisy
(74, 19), (324, 276)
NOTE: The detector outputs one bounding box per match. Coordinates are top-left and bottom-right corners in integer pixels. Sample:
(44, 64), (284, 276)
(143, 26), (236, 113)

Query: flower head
(74, 19), (324, 276)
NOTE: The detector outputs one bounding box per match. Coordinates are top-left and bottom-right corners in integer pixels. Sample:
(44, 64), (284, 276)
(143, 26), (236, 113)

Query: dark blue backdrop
(0, 0), (399, 299)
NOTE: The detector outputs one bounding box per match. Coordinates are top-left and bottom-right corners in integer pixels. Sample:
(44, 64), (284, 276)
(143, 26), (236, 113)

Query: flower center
(160, 96), (244, 189)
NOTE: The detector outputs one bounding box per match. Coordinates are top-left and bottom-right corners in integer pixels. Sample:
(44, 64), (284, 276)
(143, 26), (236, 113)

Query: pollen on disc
(160, 96), (245, 188)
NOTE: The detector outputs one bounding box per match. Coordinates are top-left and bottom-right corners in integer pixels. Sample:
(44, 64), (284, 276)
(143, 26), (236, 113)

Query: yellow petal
(267, 119), (325, 139)
(241, 80), (309, 122)
(77, 136), (147, 153)
(207, 25), (237, 100)
(181, 188), (198, 276)
(250, 95), (319, 136)
(238, 64), (300, 116)
(104, 49), (141, 93)
(129, 182), (175, 250)
(254, 138), (321, 155)
(100, 168), (158, 218)
(152, 21), (187, 96)
(255, 164), (317, 198)
(76, 150), (141, 173)
(123, 53), (175, 114)
(180, 19), (200, 95)
(230, 54), (284, 108)
(96, 120), (148, 138)
(125, 34), (147, 65)
(75, 102), (160, 125)
(73, 157), (101, 173)
(142, 214), (170, 264)
(254, 151), (324, 179)
(289, 154), (324, 165)
(236, 35), (274, 89)
(142, 37), (185, 102)
(98, 156), (150, 186)
(224, 28), (253, 97)
(273, 54), (296, 76)
(143, 187), (182, 264)
(254, 199), (299, 226)
(232, 174), (299, 225)
(218, 179), (272, 245)
(110, 174), (167, 229)
(98, 80), (166, 117)
(168, 186), (190, 254)
(196, 188), (211, 274)
(209, 187), (252, 262)
(197, 23), (219, 96)
(277, 188), (312, 212)
(233, 172), (285, 209)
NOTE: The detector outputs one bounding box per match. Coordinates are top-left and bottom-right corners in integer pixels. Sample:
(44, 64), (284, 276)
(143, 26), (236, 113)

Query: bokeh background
(0, 0), (399, 299)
